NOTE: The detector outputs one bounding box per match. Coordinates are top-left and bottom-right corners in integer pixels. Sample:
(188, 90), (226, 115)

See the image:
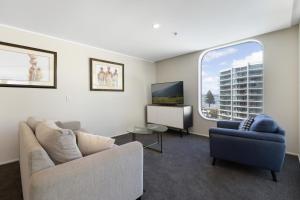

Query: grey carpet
(115, 132), (300, 200)
(0, 132), (299, 200)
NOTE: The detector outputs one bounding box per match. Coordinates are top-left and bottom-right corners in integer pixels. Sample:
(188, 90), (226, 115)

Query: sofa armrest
(29, 142), (143, 200)
(209, 128), (285, 143)
(217, 120), (241, 129)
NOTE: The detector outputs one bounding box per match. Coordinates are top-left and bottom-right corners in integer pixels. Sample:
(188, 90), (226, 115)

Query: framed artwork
(0, 41), (57, 88)
(90, 58), (124, 91)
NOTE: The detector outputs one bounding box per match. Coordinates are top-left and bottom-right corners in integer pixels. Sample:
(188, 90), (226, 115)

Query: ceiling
(0, 0), (299, 62)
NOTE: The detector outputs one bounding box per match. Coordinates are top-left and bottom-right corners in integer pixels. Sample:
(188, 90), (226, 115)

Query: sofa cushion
(249, 115), (278, 133)
(56, 121), (81, 131)
(30, 148), (55, 174)
(27, 117), (44, 131)
(238, 116), (255, 131)
(35, 121), (82, 164)
(76, 131), (115, 156)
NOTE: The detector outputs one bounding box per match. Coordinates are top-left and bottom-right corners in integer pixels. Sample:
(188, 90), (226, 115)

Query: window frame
(198, 39), (264, 122)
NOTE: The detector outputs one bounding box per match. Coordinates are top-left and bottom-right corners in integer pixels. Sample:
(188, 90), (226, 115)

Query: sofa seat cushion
(35, 121), (82, 164)
(250, 114), (278, 133)
(76, 131), (115, 156)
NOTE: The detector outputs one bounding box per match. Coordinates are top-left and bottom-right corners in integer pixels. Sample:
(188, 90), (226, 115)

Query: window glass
(199, 41), (263, 120)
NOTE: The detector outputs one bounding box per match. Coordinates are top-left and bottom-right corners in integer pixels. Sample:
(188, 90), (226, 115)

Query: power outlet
(66, 95), (71, 103)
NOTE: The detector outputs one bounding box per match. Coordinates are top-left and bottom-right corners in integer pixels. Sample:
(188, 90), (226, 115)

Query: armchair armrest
(217, 120), (241, 129)
(209, 128), (285, 143)
(29, 142), (143, 200)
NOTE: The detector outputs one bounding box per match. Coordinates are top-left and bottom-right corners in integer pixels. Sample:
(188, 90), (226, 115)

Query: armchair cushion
(238, 116), (255, 131)
(249, 115), (278, 133)
(217, 120), (241, 129)
(209, 128), (285, 143)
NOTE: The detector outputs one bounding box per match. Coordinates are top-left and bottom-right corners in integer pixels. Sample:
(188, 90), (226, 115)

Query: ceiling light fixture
(153, 23), (160, 29)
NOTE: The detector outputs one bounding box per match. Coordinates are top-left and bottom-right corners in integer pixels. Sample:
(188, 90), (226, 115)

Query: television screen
(151, 81), (184, 105)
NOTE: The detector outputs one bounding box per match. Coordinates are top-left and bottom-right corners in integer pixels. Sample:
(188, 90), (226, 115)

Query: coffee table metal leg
(130, 131), (163, 153)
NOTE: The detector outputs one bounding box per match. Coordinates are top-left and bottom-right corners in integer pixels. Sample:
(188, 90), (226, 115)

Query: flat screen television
(151, 81), (184, 105)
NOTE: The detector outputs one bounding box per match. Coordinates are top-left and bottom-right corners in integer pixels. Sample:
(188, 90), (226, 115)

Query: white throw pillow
(27, 117), (44, 131)
(76, 131), (115, 156)
(35, 121), (82, 164)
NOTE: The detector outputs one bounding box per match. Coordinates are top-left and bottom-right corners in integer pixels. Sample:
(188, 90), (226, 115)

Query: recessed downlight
(153, 23), (160, 29)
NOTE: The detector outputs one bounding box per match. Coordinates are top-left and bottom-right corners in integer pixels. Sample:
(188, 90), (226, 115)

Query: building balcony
(249, 108), (263, 114)
(233, 112), (248, 119)
(220, 96), (231, 100)
(220, 70), (231, 76)
(249, 82), (263, 88)
(249, 77), (263, 82)
(233, 66), (247, 73)
(220, 101), (231, 105)
(233, 102), (247, 106)
(249, 96), (263, 101)
(249, 102), (263, 107)
(232, 96), (247, 101)
(233, 107), (247, 113)
(249, 64), (263, 71)
(220, 91), (231, 96)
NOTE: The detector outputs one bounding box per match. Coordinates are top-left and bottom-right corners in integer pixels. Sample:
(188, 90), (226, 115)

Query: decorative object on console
(90, 58), (124, 91)
(0, 41), (57, 88)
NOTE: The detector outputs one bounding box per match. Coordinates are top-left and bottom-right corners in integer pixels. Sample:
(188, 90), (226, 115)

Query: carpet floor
(0, 132), (299, 200)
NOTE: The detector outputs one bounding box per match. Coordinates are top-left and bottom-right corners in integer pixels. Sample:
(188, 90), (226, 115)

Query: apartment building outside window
(198, 40), (263, 121)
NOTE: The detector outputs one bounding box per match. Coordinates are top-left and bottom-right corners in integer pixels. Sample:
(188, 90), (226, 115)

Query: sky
(201, 41), (263, 95)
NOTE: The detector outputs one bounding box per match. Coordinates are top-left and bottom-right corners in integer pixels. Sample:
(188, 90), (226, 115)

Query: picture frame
(0, 41), (57, 89)
(89, 58), (124, 91)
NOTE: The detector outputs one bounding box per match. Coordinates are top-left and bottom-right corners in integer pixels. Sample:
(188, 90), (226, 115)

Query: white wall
(156, 25), (299, 155)
(299, 25), (300, 160)
(0, 26), (156, 164)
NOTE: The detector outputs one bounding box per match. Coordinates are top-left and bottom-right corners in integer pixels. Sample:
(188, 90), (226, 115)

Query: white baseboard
(0, 158), (19, 166)
(285, 151), (299, 156)
(189, 131), (209, 138)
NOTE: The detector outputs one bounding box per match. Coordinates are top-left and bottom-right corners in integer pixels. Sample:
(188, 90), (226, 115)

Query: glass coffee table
(127, 124), (168, 153)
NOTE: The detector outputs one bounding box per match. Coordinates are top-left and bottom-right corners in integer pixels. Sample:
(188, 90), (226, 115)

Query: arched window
(198, 40), (264, 121)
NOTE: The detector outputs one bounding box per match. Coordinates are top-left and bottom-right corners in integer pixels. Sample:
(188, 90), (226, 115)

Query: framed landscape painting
(0, 41), (57, 88)
(90, 58), (124, 91)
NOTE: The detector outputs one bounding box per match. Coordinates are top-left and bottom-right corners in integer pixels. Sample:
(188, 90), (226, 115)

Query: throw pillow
(30, 149), (55, 174)
(76, 131), (115, 156)
(239, 116), (255, 131)
(56, 121), (81, 131)
(249, 115), (278, 133)
(27, 117), (44, 132)
(35, 121), (82, 164)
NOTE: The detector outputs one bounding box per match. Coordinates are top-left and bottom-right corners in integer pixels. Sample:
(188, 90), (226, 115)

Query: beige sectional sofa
(19, 121), (143, 200)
